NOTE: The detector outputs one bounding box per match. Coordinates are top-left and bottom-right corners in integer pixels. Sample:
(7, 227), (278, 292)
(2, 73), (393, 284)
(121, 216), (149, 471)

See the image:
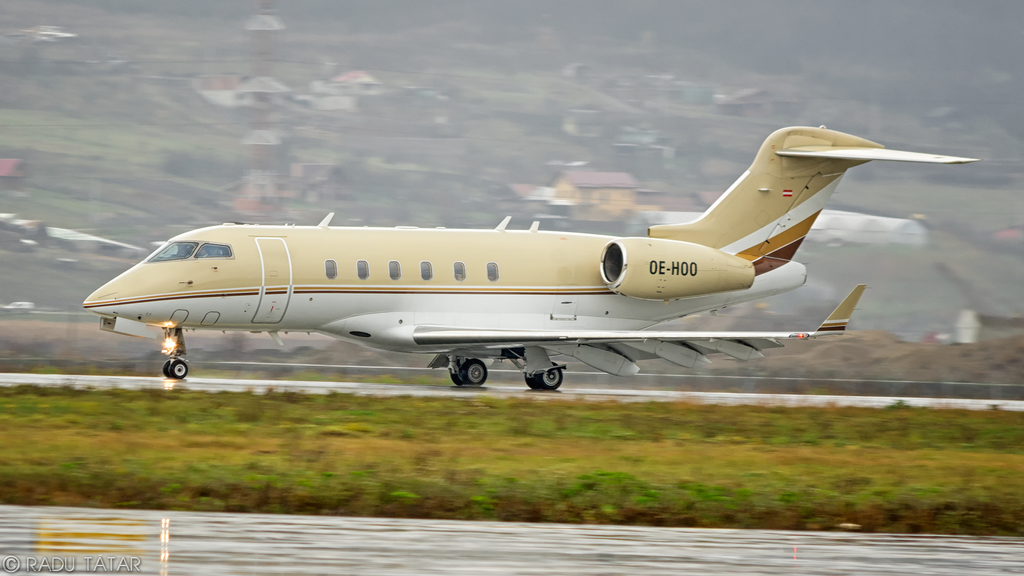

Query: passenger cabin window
(324, 259), (338, 279)
(453, 261), (466, 281)
(388, 260), (401, 280)
(356, 260), (369, 280)
(487, 262), (499, 282)
(420, 261), (433, 281)
(195, 243), (232, 259)
(148, 242), (199, 262)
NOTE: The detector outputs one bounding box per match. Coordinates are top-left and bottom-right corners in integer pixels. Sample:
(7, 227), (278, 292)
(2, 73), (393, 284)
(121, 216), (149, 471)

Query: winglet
(318, 212), (335, 228)
(815, 284), (866, 334)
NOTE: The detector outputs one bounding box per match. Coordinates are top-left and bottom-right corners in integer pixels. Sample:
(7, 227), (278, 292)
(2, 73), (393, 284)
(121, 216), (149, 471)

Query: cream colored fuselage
(83, 224), (806, 354)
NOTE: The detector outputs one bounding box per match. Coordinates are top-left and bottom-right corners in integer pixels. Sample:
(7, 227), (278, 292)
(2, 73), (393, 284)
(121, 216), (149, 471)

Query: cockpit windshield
(195, 243), (232, 258)
(148, 242), (199, 262)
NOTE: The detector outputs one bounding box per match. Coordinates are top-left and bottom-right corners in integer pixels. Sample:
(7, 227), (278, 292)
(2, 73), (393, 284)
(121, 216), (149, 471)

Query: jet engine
(599, 238), (754, 300)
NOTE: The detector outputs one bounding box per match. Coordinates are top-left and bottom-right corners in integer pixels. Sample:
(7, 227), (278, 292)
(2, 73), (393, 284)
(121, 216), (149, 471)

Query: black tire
(527, 367), (563, 391)
(524, 374), (541, 390)
(459, 359), (488, 386)
(450, 370), (466, 386)
(161, 360), (172, 378)
(168, 358), (188, 380)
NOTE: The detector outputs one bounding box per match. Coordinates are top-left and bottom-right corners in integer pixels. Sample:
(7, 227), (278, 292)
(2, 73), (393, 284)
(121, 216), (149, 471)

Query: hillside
(0, 0), (1021, 341)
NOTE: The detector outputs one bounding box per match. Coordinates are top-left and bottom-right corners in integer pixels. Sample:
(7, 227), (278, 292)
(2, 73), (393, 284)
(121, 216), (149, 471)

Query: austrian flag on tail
(782, 189), (793, 197)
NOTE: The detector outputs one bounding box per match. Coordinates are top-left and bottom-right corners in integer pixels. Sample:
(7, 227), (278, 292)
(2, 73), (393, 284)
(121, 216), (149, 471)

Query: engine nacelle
(599, 237), (755, 300)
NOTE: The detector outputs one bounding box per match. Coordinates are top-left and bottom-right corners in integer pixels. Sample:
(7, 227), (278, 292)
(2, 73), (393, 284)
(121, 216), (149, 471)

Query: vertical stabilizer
(648, 127), (976, 275)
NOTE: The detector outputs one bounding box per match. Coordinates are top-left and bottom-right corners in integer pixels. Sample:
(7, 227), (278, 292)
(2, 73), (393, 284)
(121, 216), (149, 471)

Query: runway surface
(0, 372), (1021, 411)
(0, 505), (1020, 575)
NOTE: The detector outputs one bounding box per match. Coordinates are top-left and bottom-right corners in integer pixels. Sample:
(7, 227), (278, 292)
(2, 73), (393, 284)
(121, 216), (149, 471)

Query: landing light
(162, 338), (177, 353)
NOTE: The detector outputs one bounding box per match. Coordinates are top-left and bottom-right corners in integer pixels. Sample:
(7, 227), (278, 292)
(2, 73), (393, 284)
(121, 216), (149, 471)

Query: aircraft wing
(417, 285), (867, 373)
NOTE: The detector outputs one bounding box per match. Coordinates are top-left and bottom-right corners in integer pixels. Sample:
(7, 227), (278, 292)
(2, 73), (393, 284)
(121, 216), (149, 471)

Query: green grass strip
(1, 385), (1022, 535)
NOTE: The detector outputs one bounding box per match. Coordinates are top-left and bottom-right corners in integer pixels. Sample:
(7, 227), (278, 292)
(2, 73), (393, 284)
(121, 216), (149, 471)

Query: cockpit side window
(195, 243), (233, 259)
(148, 242), (199, 262)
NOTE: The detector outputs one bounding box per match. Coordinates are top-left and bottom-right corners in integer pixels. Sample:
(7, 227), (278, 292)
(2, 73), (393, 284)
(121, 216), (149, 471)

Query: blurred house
(561, 62), (591, 80)
(715, 88), (771, 116)
(223, 172), (291, 214)
(504, 183), (556, 217)
(955, 310), (1024, 344)
(670, 82), (715, 105)
(0, 212), (141, 255)
(46, 227), (144, 255)
(549, 171), (660, 222)
(0, 159), (28, 191)
(302, 80), (359, 111)
(994, 225), (1024, 244)
(562, 109), (603, 137)
(313, 95), (358, 111)
(612, 128), (674, 180)
(714, 88), (800, 118)
(327, 71), (383, 96)
(807, 211), (928, 246)
(20, 25), (77, 43)
(192, 75), (252, 108)
(289, 163), (348, 203)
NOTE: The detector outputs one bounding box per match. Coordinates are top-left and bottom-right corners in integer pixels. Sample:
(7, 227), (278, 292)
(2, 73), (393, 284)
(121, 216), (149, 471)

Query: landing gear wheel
(449, 370), (465, 386)
(161, 360), (172, 378)
(458, 359), (488, 386)
(526, 367), (563, 391)
(167, 358), (189, 380)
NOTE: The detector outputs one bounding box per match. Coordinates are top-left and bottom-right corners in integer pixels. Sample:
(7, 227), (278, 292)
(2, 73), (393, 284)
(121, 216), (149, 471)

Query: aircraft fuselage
(84, 224), (805, 354)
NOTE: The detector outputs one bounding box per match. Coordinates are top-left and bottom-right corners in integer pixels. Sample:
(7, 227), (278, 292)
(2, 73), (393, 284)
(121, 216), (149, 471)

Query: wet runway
(1, 373), (1022, 411)
(0, 505), (1020, 575)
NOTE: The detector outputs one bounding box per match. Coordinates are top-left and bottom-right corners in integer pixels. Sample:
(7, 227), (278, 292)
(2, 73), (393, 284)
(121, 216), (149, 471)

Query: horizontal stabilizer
(776, 146), (978, 164)
(815, 284), (867, 334)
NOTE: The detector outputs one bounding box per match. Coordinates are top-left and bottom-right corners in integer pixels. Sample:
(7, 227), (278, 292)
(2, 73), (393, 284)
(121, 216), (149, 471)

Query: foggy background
(1, 0), (1022, 375)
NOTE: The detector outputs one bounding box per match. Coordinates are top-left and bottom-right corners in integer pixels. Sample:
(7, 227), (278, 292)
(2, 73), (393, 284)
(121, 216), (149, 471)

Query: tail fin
(648, 127), (977, 275)
(815, 284), (867, 334)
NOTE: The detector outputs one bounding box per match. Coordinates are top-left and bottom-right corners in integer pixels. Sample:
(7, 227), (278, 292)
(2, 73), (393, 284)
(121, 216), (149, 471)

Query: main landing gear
(440, 348), (564, 391)
(516, 346), (564, 391)
(161, 326), (188, 380)
(449, 358), (488, 387)
(525, 365), (563, 391)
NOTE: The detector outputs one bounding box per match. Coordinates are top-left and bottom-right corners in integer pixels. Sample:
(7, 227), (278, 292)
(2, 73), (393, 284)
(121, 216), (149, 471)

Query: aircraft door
(252, 237), (292, 324)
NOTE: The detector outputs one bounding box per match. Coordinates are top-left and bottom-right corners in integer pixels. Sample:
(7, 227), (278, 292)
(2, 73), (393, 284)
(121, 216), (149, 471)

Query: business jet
(83, 126), (976, 387)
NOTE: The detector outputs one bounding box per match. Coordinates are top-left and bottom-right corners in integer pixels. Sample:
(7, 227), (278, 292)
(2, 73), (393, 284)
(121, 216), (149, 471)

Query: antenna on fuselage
(318, 212), (335, 228)
(495, 216), (512, 231)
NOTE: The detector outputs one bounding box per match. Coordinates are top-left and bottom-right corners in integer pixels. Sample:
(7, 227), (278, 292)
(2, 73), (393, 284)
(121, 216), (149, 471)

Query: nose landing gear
(162, 358), (189, 379)
(161, 327), (188, 380)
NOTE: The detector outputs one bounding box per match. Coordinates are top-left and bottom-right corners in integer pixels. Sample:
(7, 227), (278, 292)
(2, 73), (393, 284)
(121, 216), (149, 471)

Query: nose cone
(83, 280), (119, 314)
(83, 261), (144, 314)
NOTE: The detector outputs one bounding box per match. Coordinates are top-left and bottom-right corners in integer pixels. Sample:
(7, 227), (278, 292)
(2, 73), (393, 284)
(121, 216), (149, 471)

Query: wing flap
(412, 285), (867, 366)
(412, 328), (808, 347)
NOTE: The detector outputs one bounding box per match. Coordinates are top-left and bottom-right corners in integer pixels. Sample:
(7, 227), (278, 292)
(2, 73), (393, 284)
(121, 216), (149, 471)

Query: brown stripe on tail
(752, 237), (806, 275)
(734, 210), (820, 276)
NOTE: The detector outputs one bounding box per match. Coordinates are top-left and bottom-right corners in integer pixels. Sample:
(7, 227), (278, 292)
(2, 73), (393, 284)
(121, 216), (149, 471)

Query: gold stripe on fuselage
(84, 285), (614, 309)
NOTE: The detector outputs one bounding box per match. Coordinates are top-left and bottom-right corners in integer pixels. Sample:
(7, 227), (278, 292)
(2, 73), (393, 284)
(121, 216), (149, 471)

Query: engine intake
(599, 238), (754, 300)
